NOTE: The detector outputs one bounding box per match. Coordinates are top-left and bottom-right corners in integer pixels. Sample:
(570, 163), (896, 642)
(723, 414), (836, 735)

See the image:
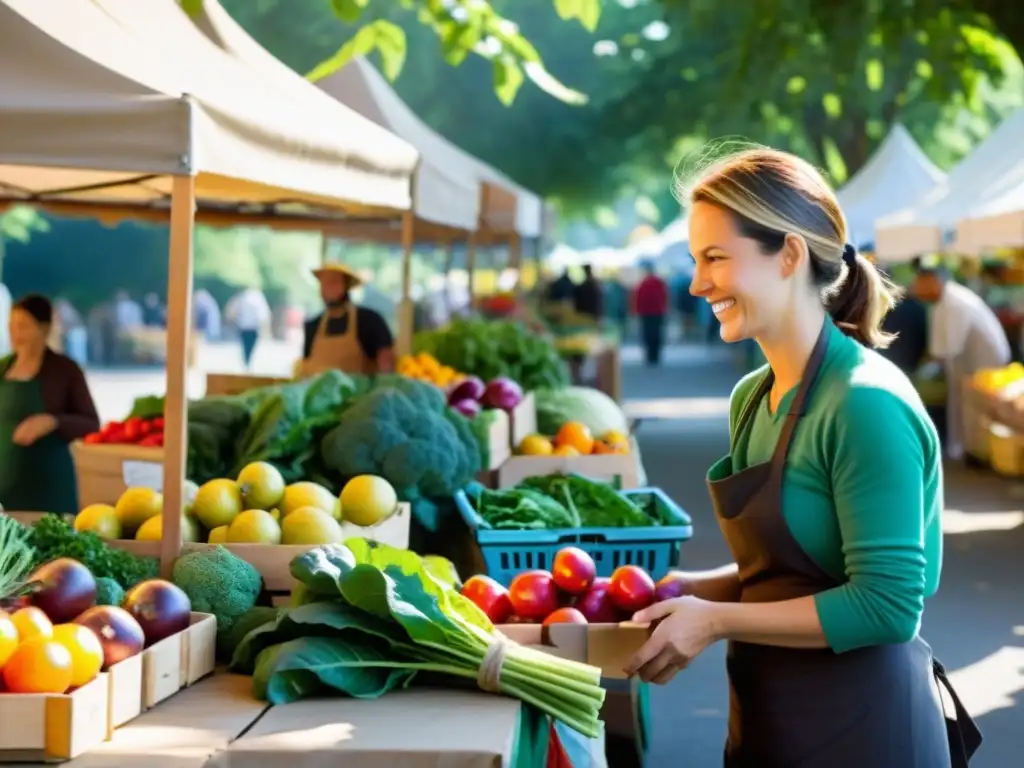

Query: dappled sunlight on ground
(949, 646), (1024, 719)
(942, 508), (1024, 534)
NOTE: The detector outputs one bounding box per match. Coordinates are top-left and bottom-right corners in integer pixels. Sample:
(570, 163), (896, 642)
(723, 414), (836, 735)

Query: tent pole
(397, 210), (415, 355)
(160, 174), (197, 577)
(443, 240), (455, 315)
(466, 235), (477, 311)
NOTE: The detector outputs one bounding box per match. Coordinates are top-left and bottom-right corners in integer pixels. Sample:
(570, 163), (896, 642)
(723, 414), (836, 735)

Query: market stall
(186, 0), (484, 356)
(874, 108), (1024, 262)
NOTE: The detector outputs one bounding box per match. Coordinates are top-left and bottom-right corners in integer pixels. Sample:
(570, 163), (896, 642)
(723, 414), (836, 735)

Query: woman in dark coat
(0, 294), (99, 513)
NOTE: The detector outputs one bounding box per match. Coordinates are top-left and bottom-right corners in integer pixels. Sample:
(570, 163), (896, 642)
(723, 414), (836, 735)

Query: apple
(543, 607), (588, 626)
(654, 572), (689, 602)
(608, 565), (656, 614)
(551, 547), (597, 595)
(574, 577), (622, 623)
(508, 570), (560, 622)
(460, 575), (514, 624)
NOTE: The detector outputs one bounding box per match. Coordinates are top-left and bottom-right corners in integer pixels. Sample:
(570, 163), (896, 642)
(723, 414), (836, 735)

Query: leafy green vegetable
(414, 318), (570, 391)
(469, 474), (654, 530)
(25, 515), (159, 589)
(319, 379), (481, 530)
(230, 541), (605, 736)
(0, 515), (35, 600)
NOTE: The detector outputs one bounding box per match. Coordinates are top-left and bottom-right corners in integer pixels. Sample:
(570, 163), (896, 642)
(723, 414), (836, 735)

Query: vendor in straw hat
(298, 263), (394, 378)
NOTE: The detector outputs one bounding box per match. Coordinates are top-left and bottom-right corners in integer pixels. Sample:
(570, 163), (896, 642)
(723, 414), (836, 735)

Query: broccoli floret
(171, 546), (262, 659)
(94, 577), (125, 606)
(319, 386), (481, 530)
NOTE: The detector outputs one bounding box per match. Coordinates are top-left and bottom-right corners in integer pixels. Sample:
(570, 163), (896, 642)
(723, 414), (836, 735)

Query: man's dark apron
(0, 368), (78, 514)
(707, 326), (982, 767)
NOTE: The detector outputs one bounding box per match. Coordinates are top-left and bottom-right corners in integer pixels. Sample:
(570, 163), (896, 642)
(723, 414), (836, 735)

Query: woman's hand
(13, 413), (58, 446)
(624, 596), (722, 685)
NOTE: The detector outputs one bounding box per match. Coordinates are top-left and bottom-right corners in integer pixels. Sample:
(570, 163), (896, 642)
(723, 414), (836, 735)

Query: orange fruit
(0, 613), (18, 669)
(555, 422), (594, 455)
(3, 638), (73, 694)
(591, 439), (616, 455)
(11, 606), (53, 643)
(553, 444), (581, 457)
(51, 624), (104, 688)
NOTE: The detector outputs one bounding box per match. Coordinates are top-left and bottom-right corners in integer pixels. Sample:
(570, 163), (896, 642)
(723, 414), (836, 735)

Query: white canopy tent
(953, 155), (1024, 254)
(875, 109), (1024, 262)
(0, 0), (418, 572)
(187, 0), (480, 236)
(315, 57), (545, 242)
(837, 124), (945, 248)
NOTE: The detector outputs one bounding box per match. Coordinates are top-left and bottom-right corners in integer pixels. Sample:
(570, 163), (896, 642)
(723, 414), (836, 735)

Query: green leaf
(306, 21), (407, 83)
(553, 0), (601, 33)
(786, 76), (807, 94)
(289, 544), (357, 598)
(821, 92), (843, 118)
(865, 59), (884, 91)
(178, 0), (203, 17)
(253, 636), (417, 703)
(493, 59), (526, 106)
(330, 0), (369, 24)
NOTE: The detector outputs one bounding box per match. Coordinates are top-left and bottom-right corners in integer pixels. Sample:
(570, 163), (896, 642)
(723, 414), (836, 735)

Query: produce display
(460, 548), (684, 626)
(226, 540), (606, 737)
(534, 386), (630, 438)
(83, 415), (165, 447)
(516, 421), (630, 457)
(446, 375), (524, 419)
(396, 352), (465, 389)
(972, 362), (1024, 394)
(0, 537), (191, 695)
(73, 465), (402, 547)
(414, 317), (570, 391)
(465, 475), (657, 530)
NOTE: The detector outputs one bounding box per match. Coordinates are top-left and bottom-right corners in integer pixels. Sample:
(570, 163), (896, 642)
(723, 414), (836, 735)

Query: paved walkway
(623, 343), (1024, 767)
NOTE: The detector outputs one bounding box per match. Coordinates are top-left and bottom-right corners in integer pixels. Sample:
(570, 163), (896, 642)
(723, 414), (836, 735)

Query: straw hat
(312, 262), (363, 286)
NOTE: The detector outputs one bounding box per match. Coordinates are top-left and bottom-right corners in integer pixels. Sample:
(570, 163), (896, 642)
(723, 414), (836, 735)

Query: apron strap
(770, 321), (831, 471)
(933, 658), (983, 767)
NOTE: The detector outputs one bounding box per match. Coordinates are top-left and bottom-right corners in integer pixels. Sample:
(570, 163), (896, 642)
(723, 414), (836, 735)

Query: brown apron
(296, 305), (371, 379)
(707, 324), (981, 768)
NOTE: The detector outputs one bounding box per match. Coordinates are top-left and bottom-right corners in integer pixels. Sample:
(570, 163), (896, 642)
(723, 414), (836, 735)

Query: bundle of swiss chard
(228, 540), (605, 737)
(467, 474), (655, 530)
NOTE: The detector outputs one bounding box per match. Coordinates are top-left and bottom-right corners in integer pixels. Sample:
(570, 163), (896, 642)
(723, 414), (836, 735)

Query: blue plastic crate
(454, 485), (694, 586)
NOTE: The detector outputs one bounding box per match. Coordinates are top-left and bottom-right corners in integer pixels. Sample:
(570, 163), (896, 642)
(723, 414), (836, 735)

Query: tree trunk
(836, 112), (871, 180)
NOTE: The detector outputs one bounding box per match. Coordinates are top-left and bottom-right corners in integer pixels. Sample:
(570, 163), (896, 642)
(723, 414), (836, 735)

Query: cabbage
(534, 386), (629, 436)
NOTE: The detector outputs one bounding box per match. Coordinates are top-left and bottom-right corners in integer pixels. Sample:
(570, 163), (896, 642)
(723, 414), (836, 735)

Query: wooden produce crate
(508, 392), (538, 449)
(497, 452), (640, 489)
(205, 373), (290, 397)
(0, 672), (111, 763)
(480, 409), (512, 471)
(141, 613), (217, 709)
(70, 442), (163, 508)
(183, 503), (411, 600)
(0, 613), (216, 762)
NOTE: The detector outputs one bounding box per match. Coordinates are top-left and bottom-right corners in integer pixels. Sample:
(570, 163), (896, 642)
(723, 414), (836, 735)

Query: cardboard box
(497, 622), (651, 680)
(481, 409), (512, 471)
(180, 504), (411, 593)
(497, 452), (639, 489)
(71, 442), (164, 507)
(0, 673), (110, 762)
(210, 688), (522, 767)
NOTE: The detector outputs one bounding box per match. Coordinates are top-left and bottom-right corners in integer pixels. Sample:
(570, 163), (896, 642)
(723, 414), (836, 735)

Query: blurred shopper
(634, 262), (669, 365)
(572, 264), (604, 321)
(225, 287), (271, 370)
(912, 260), (1011, 460)
(0, 294), (99, 513)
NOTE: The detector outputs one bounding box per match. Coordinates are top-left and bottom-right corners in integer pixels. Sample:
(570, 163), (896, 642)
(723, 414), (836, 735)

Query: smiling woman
(624, 147), (983, 768)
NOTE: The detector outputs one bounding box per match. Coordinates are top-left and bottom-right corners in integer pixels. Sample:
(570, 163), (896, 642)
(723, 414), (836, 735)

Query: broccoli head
(94, 576), (125, 607)
(171, 546), (262, 658)
(319, 384), (481, 530)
